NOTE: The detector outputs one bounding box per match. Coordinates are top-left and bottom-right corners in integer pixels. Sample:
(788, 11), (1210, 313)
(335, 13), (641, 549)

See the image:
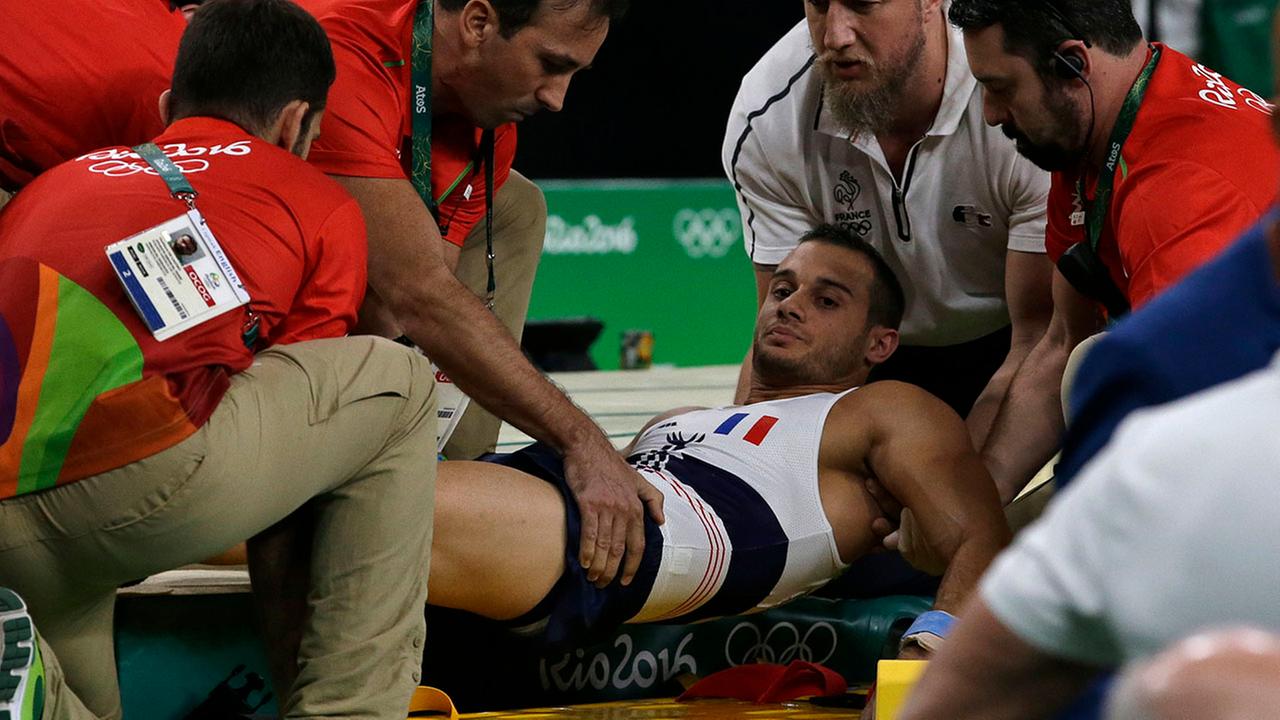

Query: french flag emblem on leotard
(713, 413), (779, 445)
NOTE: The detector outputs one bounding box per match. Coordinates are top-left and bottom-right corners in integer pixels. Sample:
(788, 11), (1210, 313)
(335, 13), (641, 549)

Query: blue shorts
(483, 443), (664, 648)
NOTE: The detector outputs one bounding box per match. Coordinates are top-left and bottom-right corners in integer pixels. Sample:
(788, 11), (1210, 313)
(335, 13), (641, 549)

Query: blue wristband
(902, 610), (956, 645)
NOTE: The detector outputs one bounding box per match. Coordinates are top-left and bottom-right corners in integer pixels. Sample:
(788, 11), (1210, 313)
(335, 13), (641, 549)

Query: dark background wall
(514, 2), (805, 179)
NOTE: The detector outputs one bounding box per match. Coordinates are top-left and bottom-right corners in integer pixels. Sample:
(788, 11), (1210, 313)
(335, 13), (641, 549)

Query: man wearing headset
(948, 0), (1280, 503)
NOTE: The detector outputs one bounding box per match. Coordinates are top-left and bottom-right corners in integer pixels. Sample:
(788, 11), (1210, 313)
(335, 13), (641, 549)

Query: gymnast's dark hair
(798, 224), (906, 331)
(438, 0), (628, 38)
(168, 0), (335, 134)
(948, 0), (1143, 77)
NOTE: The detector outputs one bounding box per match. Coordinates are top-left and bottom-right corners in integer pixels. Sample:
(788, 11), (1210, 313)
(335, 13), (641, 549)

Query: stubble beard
(1002, 83), (1089, 171)
(751, 329), (867, 389)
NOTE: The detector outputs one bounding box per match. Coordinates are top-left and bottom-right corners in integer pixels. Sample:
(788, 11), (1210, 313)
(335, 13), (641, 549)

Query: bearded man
(722, 2), (1053, 501)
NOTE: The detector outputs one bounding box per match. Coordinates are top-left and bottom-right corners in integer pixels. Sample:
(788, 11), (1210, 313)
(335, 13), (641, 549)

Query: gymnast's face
(753, 242), (881, 386)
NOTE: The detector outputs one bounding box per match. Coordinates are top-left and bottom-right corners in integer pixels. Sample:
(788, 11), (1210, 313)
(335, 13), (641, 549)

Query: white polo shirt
(722, 21), (1049, 347)
(982, 352), (1280, 666)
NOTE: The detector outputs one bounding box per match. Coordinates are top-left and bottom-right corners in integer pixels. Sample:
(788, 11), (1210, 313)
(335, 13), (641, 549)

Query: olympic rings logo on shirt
(673, 208), (741, 259)
(847, 219), (873, 237)
(723, 620), (838, 667)
(86, 158), (211, 178)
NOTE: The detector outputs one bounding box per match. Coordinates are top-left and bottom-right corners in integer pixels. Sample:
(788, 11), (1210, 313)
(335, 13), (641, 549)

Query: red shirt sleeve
(433, 122), (517, 246)
(308, 37), (407, 180)
(1114, 161), (1263, 308)
(272, 197), (369, 343)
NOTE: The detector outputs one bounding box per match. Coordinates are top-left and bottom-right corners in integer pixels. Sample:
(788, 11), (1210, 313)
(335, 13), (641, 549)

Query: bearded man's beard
(818, 23), (926, 138)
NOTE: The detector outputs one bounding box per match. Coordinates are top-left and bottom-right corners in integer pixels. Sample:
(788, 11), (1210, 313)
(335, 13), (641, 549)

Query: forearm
(932, 529), (1008, 614)
(965, 340), (1031, 451)
(341, 175), (609, 455)
(980, 335), (1071, 503)
(393, 265), (604, 453)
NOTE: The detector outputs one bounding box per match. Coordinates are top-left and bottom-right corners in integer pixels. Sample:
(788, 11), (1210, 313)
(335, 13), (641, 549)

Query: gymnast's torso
(622, 389), (862, 624)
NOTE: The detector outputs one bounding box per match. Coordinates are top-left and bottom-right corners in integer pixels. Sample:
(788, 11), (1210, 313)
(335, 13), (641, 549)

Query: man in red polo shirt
(0, 1), (187, 195)
(0, 2), (436, 718)
(943, 0), (1280, 502)
(298, 0), (662, 590)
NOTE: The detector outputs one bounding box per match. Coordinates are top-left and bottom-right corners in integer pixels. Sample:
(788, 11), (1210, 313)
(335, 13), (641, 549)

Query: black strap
(481, 128), (496, 310)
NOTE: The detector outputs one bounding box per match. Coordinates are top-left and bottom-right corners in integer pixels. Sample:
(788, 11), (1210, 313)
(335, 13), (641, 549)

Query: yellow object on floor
(460, 697), (863, 719)
(410, 686), (459, 719)
(872, 660), (928, 720)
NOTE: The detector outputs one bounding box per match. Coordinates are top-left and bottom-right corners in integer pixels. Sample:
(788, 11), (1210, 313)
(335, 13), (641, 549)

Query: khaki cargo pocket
(261, 336), (422, 426)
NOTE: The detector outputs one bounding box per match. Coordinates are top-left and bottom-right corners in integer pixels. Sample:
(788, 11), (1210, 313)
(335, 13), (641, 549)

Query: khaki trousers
(0, 336), (438, 720)
(444, 170), (547, 460)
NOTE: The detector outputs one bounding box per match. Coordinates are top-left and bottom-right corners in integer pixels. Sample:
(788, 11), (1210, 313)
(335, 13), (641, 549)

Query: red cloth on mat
(678, 661), (846, 704)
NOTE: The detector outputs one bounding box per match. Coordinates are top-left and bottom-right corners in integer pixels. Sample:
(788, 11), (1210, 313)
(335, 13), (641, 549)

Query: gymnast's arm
(853, 382), (1011, 613)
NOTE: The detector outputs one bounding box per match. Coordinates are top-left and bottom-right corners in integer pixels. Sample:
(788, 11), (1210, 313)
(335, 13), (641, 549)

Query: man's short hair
(798, 224), (906, 331)
(948, 0), (1142, 77)
(168, 0), (335, 134)
(438, 0), (629, 38)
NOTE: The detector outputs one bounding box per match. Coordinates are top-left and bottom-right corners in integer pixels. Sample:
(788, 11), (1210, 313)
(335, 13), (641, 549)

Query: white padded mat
(495, 364), (740, 450)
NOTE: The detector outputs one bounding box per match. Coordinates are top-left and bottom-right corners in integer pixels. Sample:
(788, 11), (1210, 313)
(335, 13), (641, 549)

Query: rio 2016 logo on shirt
(1192, 63), (1273, 115)
(672, 208), (740, 259)
(77, 142), (253, 179)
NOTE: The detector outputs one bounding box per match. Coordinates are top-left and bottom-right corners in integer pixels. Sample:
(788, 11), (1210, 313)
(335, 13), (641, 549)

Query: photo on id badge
(169, 231), (206, 263)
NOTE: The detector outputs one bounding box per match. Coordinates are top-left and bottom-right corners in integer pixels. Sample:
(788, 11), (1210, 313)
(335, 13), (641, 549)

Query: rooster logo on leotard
(630, 432), (706, 472)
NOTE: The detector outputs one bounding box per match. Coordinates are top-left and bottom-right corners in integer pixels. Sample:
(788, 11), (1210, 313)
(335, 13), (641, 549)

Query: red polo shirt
(0, 118), (366, 497)
(1046, 45), (1280, 308)
(300, 0), (517, 246)
(0, 0), (186, 190)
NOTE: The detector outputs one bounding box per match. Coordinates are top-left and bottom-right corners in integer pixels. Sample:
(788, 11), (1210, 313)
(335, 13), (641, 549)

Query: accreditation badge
(431, 364), (471, 454)
(105, 209), (250, 341)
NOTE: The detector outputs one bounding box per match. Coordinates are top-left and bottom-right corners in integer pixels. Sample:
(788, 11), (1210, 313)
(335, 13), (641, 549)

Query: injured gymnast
(428, 224), (1011, 652)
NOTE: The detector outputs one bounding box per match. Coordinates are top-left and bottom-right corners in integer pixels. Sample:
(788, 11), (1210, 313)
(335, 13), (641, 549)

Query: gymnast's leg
(428, 461), (568, 620)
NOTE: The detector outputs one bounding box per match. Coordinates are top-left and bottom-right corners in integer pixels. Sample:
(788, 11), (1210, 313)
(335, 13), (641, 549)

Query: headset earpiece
(1051, 50), (1087, 82)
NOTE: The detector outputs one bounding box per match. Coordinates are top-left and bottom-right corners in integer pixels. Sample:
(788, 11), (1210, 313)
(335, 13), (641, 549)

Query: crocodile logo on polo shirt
(952, 205), (993, 228)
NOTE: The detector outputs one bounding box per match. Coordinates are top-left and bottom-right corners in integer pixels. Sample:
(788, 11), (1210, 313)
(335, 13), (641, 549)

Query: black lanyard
(133, 142), (261, 348)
